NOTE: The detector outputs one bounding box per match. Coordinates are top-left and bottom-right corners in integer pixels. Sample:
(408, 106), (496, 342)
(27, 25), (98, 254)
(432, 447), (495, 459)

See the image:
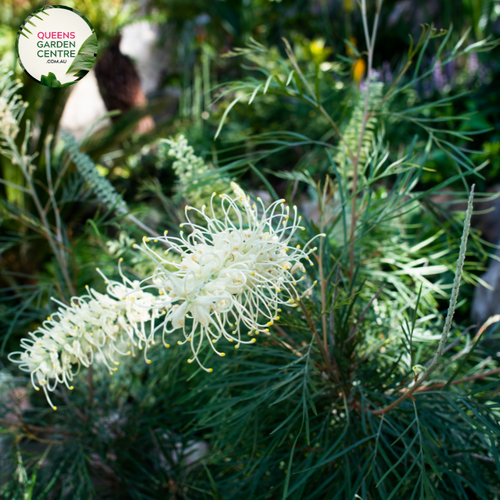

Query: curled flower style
(0, 96), (19, 140)
(9, 266), (161, 410)
(137, 193), (324, 371)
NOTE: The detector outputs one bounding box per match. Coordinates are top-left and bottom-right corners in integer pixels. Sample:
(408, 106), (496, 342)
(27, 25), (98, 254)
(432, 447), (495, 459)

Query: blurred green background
(1, 0), (500, 204)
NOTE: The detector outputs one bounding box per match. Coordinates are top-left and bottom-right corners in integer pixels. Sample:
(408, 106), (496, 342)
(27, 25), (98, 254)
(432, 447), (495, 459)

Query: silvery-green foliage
(62, 130), (129, 215)
(0, 69), (26, 144)
(334, 75), (384, 170)
(159, 135), (231, 207)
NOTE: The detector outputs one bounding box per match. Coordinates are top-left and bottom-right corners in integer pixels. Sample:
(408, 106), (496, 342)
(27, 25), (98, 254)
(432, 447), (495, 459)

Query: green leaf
(422, 441), (442, 480)
(66, 32), (97, 74)
(376, 433), (420, 487)
(78, 32), (98, 54)
(203, 464), (223, 500)
(249, 163), (279, 201)
(66, 52), (96, 74)
(74, 69), (89, 78)
(214, 94), (243, 139)
(40, 72), (62, 88)
(343, 38), (360, 57)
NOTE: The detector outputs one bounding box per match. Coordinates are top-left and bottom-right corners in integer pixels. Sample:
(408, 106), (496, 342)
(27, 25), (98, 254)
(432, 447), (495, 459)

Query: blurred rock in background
(471, 186), (500, 325)
(61, 16), (169, 140)
(120, 20), (168, 95)
(60, 70), (110, 141)
(472, 247), (500, 325)
(94, 34), (155, 134)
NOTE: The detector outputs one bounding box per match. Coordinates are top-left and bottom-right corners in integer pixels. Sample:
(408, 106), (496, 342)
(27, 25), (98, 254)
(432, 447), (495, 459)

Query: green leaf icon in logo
(40, 72), (62, 88)
(66, 32), (97, 75)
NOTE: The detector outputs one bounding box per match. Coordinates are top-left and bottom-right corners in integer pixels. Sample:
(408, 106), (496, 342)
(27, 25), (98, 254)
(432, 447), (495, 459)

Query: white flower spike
(8, 270), (161, 409)
(137, 193), (325, 371)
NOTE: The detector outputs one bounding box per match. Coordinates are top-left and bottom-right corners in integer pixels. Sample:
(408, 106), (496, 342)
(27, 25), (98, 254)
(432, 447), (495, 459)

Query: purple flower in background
(382, 61), (392, 83)
(466, 52), (490, 85)
(445, 57), (455, 85)
(360, 69), (379, 92)
(468, 53), (479, 76)
(432, 57), (445, 91)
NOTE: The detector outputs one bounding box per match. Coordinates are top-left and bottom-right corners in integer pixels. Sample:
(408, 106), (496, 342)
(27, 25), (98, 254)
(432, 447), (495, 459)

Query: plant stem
(282, 38), (356, 164)
(8, 132), (76, 298)
(373, 185), (474, 415)
(414, 367), (500, 392)
(126, 213), (160, 238)
(319, 181), (329, 355)
(349, 0), (383, 280)
(299, 299), (336, 381)
(45, 135), (64, 245)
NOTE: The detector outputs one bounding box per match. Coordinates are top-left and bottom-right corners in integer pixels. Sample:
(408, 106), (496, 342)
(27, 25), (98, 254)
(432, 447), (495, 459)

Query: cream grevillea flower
(0, 95), (19, 140)
(9, 265), (161, 409)
(138, 193), (324, 371)
(0, 70), (26, 142)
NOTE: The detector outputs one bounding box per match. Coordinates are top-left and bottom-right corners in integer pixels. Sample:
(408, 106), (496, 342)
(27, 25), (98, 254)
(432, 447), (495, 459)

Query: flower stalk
(137, 192), (325, 371)
(373, 185), (475, 415)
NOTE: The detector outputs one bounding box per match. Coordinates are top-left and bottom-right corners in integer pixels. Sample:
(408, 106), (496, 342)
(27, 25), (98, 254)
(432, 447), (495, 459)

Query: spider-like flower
(0, 96), (19, 140)
(9, 264), (161, 409)
(138, 193), (324, 371)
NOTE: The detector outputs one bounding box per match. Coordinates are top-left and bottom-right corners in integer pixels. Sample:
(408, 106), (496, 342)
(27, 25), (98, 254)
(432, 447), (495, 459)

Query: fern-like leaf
(158, 135), (232, 207)
(335, 76), (383, 169)
(61, 131), (128, 215)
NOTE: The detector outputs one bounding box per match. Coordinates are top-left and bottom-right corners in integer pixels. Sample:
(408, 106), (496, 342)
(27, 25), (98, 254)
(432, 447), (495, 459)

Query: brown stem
(0, 417), (79, 437)
(319, 181), (329, 355)
(414, 367), (500, 392)
(273, 324), (303, 357)
(346, 284), (385, 344)
(298, 300), (337, 381)
(349, 0), (383, 281)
